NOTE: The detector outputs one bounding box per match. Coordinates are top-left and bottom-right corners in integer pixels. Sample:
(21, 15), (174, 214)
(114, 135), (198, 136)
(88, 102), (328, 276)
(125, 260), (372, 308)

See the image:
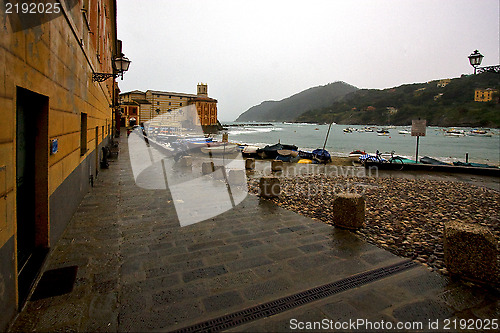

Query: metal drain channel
(173, 260), (418, 333)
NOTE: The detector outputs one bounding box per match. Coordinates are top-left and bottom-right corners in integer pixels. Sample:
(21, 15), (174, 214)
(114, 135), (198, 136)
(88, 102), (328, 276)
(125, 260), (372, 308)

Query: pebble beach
(247, 175), (500, 275)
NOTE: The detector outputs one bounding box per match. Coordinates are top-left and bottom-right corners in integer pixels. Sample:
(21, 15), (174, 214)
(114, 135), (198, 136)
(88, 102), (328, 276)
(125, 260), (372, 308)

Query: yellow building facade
(120, 83), (218, 127)
(474, 88), (498, 102)
(0, 1), (121, 329)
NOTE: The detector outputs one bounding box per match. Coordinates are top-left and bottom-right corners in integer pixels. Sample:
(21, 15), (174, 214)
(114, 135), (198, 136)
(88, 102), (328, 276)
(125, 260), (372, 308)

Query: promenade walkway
(9, 134), (499, 332)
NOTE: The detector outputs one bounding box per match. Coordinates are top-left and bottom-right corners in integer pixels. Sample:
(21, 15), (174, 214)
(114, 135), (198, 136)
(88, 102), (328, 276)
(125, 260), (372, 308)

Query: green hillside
(296, 72), (500, 127)
(235, 81), (358, 122)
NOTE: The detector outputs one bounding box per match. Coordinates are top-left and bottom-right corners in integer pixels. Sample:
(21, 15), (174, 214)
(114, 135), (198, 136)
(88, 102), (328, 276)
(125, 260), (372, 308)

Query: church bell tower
(197, 83), (208, 96)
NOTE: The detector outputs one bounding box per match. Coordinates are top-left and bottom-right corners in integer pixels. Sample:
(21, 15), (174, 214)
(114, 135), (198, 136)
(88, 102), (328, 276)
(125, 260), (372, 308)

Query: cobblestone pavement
(9, 135), (499, 332)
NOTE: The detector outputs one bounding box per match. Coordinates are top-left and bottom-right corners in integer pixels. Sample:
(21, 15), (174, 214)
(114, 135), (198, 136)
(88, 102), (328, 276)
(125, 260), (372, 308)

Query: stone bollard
(211, 166), (226, 180)
(179, 156), (192, 168)
(202, 161), (215, 175)
(245, 158), (255, 170)
(259, 176), (280, 198)
(271, 160), (283, 172)
(332, 193), (365, 230)
(444, 222), (499, 284)
(228, 169), (246, 185)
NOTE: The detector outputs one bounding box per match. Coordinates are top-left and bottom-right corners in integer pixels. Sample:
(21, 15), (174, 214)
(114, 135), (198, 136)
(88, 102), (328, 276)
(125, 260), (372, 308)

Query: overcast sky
(117, 0), (499, 121)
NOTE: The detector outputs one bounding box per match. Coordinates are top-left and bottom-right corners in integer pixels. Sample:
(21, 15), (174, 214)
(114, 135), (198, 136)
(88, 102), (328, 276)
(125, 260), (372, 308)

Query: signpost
(411, 119), (426, 163)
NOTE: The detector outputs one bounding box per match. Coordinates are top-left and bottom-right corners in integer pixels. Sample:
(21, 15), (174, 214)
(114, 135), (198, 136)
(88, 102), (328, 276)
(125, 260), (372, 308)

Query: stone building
(0, 1), (123, 329)
(119, 83), (219, 127)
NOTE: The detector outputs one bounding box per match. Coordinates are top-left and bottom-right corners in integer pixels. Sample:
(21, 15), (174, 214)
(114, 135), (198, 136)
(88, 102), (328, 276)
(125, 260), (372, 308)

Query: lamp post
(468, 50), (484, 74)
(467, 50), (500, 74)
(93, 54), (131, 82)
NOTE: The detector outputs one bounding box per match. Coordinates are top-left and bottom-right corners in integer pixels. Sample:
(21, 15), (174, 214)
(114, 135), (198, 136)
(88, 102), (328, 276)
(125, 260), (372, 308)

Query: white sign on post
(411, 119), (427, 137)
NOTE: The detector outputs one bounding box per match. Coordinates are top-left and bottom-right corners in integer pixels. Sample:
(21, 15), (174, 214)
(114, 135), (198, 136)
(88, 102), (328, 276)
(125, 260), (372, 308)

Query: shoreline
(247, 174), (500, 278)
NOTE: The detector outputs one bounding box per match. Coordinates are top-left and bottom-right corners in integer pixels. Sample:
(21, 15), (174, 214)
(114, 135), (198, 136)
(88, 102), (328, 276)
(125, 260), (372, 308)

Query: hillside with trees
(296, 72), (500, 127)
(235, 81), (358, 122)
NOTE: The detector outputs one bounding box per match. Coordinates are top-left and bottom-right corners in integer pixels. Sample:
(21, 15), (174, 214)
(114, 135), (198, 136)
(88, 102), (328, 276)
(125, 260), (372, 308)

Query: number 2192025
(5, 2), (61, 14)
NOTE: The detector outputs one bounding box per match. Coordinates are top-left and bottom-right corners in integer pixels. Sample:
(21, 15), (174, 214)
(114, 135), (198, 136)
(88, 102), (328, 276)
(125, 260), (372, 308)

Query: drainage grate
(173, 260), (418, 333)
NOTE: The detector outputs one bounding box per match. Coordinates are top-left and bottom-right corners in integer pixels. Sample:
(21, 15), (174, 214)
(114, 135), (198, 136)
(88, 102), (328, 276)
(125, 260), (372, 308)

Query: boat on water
(348, 150), (366, 162)
(343, 127), (354, 133)
(377, 129), (390, 136)
(398, 130), (411, 135)
(468, 129), (492, 137)
(444, 129), (465, 137)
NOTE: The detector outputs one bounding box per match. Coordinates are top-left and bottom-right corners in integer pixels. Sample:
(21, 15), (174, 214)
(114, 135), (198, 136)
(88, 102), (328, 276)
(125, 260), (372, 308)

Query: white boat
(377, 129), (390, 136)
(444, 129), (465, 137)
(242, 145), (259, 154)
(201, 144), (238, 154)
(399, 130), (411, 134)
(468, 129), (492, 137)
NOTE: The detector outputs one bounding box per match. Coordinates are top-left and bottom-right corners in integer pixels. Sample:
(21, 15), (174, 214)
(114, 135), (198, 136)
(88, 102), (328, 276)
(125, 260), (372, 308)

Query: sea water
(218, 122), (500, 165)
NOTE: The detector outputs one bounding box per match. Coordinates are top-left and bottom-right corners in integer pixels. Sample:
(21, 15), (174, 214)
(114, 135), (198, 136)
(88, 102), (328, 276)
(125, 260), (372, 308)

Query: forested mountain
(296, 72), (500, 127)
(235, 81), (358, 122)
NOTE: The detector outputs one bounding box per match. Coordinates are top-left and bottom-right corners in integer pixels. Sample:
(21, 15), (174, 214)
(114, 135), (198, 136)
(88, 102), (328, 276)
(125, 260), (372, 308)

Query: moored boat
(444, 128), (465, 137)
(468, 129), (492, 137)
(377, 129), (390, 136)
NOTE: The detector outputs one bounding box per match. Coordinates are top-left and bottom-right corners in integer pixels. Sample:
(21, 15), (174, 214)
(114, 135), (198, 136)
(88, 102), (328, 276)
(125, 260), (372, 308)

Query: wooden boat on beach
(200, 143), (238, 154)
(257, 143), (298, 159)
(349, 150), (366, 162)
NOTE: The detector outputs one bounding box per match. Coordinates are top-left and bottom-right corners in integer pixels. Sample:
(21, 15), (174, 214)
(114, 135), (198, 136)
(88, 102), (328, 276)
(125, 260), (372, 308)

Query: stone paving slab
(235, 266), (500, 332)
(9, 134), (500, 332)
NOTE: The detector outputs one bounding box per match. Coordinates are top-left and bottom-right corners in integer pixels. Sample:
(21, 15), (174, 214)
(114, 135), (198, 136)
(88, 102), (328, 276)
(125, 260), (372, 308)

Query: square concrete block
(259, 177), (280, 198)
(271, 160), (283, 172)
(444, 222), (499, 284)
(178, 156), (192, 167)
(228, 169), (246, 185)
(332, 193), (365, 230)
(245, 158), (255, 170)
(202, 161), (215, 175)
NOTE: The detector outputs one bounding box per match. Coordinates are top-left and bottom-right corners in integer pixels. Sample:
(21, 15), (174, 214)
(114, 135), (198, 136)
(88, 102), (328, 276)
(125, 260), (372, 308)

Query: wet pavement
(9, 135), (500, 332)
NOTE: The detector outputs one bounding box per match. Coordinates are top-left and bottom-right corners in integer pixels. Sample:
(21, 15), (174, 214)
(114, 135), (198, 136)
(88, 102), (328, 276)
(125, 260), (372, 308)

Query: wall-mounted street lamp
(93, 54), (131, 82)
(468, 50), (499, 74)
(468, 50), (483, 74)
